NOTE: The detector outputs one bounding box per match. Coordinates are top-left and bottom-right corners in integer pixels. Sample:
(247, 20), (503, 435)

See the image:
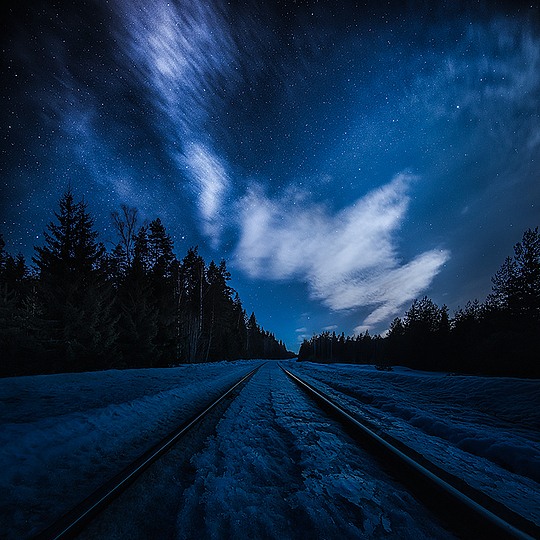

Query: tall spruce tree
(33, 189), (117, 372)
(148, 218), (178, 365)
(203, 260), (235, 361)
(178, 247), (207, 362)
(230, 293), (248, 358)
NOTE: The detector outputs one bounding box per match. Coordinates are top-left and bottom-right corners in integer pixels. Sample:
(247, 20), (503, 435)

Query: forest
(299, 227), (540, 378)
(0, 190), (292, 377)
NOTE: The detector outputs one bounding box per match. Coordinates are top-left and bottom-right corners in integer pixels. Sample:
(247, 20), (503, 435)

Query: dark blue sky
(2, 1), (539, 352)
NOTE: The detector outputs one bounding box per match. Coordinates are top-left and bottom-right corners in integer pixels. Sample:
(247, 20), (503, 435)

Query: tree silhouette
(32, 189), (117, 372)
(0, 192), (293, 376)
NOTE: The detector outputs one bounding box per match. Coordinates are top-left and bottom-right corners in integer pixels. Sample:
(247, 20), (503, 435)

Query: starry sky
(2, 0), (539, 352)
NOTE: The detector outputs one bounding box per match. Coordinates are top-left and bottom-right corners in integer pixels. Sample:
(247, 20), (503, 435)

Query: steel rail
(281, 366), (539, 540)
(34, 364), (262, 540)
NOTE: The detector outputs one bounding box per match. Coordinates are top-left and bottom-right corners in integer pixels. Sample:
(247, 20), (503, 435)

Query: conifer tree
(33, 189), (117, 372)
(246, 312), (259, 358)
(204, 260), (237, 361)
(178, 247), (207, 362)
(489, 256), (518, 312)
(230, 293), (248, 358)
(147, 218), (178, 365)
(513, 227), (540, 321)
(148, 218), (175, 278)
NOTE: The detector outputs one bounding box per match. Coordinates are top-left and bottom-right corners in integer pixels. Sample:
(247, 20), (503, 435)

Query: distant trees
(0, 189), (291, 377)
(5, 189), (537, 378)
(245, 311), (289, 360)
(298, 331), (380, 365)
(299, 227), (540, 378)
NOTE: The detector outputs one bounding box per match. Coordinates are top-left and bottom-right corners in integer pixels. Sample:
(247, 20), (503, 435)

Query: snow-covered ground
(0, 361), (261, 538)
(289, 361), (540, 528)
(1, 360), (538, 538)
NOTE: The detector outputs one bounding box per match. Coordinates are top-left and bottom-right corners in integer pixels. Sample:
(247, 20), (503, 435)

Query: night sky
(2, 1), (539, 352)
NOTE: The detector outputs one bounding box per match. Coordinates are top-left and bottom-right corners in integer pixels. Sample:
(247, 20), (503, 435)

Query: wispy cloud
(184, 142), (230, 247)
(234, 173), (449, 329)
(47, 71), (153, 209)
(113, 0), (242, 133)
(409, 17), (540, 120)
(111, 0), (245, 246)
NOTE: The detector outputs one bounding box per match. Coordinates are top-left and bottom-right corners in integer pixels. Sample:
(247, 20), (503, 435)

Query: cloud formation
(234, 173), (449, 329)
(408, 17), (540, 121)
(114, 0), (241, 132)
(112, 0), (245, 245)
(184, 142), (231, 246)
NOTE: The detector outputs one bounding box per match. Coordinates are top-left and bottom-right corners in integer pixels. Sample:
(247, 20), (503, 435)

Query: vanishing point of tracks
(35, 363), (538, 540)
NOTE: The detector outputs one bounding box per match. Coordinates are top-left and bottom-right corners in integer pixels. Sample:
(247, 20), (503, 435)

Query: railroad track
(34, 365), (262, 540)
(31, 362), (538, 539)
(281, 365), (539, 540)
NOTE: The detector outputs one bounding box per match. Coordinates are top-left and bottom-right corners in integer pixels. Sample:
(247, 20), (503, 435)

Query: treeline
(299, 227), (540, 378)
(0, 190), (292, 377)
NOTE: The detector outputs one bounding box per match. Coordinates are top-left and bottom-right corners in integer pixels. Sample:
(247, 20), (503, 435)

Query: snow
(1, 359), (538, 538)
(0, 361), (261, 538)
(176, 363), (455, 538)
(290, 361), (540, 526)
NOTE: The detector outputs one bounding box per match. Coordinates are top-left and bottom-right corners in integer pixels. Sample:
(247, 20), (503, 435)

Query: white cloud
(184, 142), (230, 247)
(295, 327), (307, 333)
(234, 173), (450, 329)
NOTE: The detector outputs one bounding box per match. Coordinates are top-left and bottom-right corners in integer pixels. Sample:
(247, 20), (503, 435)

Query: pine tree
(400, 297), (445, 369)
(513, 227), (540, 321)
(33, 189), (117, 372)
(203, 260), (235, 361)
(34, 190), (104, 279)
(246, 312), (260, 358)
(178, 247), (207, 362)
(387, 317), (405, 338)
(147, 219), (178, 365)
(489, 256), (518, 312)
(148, 218), (175, 279)
(230, 293), (247, 358)
(403, 297), (442, 334)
